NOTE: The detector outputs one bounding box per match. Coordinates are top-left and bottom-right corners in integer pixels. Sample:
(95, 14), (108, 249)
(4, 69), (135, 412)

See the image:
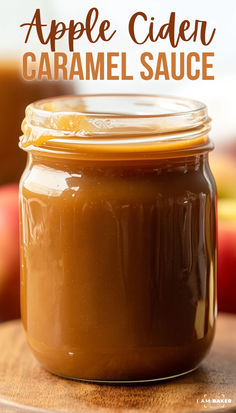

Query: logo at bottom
(196, 393), (232, 409)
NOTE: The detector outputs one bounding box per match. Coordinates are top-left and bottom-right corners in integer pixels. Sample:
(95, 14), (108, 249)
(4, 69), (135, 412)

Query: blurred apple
(210, 153), (236, 313)
(217, 199), (236, 313)
(0, 183), (20, 321)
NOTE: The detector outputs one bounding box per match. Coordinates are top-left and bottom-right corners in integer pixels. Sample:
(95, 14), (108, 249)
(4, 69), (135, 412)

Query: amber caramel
(19, 95), (217, 382)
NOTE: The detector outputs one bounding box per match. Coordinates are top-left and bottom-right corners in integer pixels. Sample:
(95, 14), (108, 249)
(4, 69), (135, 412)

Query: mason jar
(19, 94), (217, 382)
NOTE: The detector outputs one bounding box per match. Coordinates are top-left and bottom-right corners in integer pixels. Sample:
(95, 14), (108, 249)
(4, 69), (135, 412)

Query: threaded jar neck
(20, 94), (213, 160)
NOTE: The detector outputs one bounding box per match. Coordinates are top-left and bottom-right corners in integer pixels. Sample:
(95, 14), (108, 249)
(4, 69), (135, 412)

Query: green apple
(210, 154), (236, 199)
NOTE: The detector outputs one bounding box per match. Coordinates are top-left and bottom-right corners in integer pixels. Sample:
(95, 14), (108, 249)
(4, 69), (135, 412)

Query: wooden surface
(0, 314), (235, 413)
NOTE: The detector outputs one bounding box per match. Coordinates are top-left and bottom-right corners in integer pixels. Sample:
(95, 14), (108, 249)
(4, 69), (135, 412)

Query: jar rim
(20, 94), (213, 159)
(29, 93), (207, 119)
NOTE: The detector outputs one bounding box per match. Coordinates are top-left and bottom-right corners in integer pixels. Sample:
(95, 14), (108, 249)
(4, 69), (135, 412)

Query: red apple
(217, 199), (236, 313)
(0, 183), (20, 321)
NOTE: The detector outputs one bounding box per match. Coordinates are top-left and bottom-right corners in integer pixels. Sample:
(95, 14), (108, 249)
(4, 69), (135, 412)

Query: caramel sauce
(19, 96), (217, 381)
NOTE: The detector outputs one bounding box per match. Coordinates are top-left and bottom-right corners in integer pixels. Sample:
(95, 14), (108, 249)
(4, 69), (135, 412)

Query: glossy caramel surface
(20, 151), (217, 381)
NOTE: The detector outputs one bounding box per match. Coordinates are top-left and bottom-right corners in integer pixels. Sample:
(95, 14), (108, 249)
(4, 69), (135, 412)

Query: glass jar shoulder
(20, 154), (216, 202)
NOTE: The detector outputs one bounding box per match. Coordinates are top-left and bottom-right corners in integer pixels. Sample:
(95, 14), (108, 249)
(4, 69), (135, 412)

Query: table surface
(0, 314), (235, 413)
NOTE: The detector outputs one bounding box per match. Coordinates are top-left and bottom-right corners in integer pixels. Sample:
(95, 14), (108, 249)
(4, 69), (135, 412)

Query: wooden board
(0, 314), (235, 413)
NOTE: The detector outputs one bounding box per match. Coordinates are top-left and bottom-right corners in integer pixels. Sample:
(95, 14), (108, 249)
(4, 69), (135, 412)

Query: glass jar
(19, 95), (217, 383)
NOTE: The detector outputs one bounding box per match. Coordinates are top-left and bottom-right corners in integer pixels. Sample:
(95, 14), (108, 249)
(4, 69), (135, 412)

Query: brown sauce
(20, 149), (216, 381)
